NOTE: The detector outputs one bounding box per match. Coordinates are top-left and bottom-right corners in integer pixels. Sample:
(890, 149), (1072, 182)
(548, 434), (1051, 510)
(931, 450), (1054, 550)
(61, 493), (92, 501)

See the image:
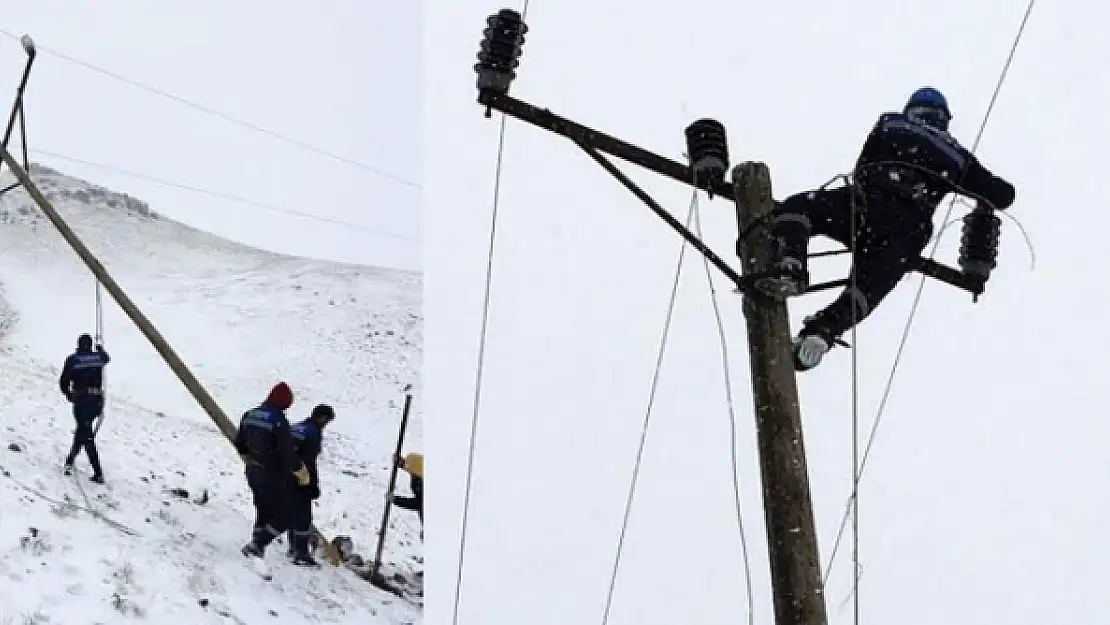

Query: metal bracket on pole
(0, 34), (35, 199)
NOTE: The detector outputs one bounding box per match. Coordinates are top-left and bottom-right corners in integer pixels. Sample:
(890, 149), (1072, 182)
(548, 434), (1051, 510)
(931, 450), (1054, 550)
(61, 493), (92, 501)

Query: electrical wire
(452, 3), (531, 623)
(849, 177), (861, 625)
(25, 148), (418, 242)
(600, 191), (697, 625)
(691, 192), (755, 625)
(0, 28), (420, 190)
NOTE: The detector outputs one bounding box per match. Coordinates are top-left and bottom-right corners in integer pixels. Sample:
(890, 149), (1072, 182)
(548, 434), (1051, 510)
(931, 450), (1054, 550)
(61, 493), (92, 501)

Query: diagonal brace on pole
(0, 36), (35, 199)
(574, 141), (750, 287)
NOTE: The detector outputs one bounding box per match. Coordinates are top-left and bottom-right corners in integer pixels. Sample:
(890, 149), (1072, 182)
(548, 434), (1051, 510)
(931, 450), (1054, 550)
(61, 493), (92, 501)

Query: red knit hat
(265, 382), (293, 410)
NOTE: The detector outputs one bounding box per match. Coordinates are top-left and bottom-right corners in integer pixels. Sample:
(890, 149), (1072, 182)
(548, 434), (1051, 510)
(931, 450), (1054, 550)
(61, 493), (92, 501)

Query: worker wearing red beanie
(234, 381), (310, 560)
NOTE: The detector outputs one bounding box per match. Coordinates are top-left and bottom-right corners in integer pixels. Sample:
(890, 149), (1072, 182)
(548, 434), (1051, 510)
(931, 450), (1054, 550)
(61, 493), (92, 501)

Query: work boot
(755, 257), (809, 299)
(793, 334), (831, 371)
(792, 318), (836, 371)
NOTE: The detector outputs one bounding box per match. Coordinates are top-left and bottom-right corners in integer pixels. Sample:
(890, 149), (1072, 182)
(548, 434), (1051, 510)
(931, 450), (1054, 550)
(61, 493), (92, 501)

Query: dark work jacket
(290, 418), (323, 489)
(393, 475), (423, 524)
(234, 403), (302, 479)
(854, 112), (1015, 219)
(59, 346), (110, 398)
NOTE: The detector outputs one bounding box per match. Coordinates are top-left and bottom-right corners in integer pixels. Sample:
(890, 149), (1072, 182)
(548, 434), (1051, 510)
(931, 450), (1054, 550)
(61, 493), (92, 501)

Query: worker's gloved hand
(293, 465), (310, 486)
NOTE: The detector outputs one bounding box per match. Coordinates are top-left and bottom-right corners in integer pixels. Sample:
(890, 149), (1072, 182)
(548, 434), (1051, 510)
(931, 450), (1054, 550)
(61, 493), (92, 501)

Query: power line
(0, 28), (421, 190)
(691, 194), (755, 625)
(601, 192), (696, 625)
(451, 109), (506, 625)
(453, 3), (530, 622)
(25, 148), (418, 243)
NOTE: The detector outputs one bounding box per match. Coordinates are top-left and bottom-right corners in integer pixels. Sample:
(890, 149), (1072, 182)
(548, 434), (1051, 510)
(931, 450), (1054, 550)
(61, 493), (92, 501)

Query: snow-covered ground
(0, 164), (423, 624)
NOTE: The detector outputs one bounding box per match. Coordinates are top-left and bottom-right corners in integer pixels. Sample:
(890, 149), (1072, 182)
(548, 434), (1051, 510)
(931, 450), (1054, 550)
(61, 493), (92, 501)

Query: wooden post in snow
(732, 162), (827, 625)
(371, 391), (414, 577)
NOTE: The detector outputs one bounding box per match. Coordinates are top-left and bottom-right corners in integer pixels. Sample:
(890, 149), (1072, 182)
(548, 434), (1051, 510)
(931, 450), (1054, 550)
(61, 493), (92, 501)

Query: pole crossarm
(479, 89), (737, 198)
(472, 9), (991, 300)
(479, 87), (982, 298)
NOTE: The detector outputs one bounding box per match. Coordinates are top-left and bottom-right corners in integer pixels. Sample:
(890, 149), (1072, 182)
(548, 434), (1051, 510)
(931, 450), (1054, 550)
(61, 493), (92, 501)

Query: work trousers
(769, 185), (932, 338)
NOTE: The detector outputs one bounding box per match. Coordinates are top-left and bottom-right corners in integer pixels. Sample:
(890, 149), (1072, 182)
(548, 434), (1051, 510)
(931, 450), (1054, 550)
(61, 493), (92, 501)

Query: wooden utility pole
(732, 162), (827, 625)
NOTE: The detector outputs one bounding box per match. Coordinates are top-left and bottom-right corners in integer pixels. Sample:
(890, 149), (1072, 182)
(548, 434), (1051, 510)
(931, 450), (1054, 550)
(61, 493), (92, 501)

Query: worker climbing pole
(456, 8), (1019, 625)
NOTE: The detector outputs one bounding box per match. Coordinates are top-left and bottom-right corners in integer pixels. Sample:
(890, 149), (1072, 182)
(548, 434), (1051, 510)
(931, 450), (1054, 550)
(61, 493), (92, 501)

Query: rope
(93, 279), (107, 437)
(600, 191), (696, 625)
(848, 175), (861, 625)
(822, 0), (1037, 586)
(452, 4), (530, 623)
(0, 463), (141, 536)
(691, 194), (755, 625)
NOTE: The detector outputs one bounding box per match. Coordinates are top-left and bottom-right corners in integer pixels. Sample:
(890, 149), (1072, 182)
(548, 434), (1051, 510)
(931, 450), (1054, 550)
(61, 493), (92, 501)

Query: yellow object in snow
(402, 452), (423, 478)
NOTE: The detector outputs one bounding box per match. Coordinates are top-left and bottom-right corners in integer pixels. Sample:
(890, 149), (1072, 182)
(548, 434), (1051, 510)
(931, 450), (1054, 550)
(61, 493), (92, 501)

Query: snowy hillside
(0, 164), (423, 624)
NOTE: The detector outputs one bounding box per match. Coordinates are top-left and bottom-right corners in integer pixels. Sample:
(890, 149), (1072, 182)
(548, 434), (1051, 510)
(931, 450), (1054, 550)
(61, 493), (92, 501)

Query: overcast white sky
(427, 1), (1103, 625)
(2, 0), (420, 270)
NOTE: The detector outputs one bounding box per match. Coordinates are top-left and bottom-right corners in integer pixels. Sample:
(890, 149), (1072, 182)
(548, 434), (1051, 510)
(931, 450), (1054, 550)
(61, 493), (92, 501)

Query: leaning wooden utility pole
(733, 162), (827, 625)
(0, 144), (238, 440)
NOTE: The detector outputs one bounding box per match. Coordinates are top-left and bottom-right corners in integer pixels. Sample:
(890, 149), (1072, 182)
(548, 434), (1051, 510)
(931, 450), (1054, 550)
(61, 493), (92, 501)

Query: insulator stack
(684, 119), (729, 194)
(958, 207), (1001, 299)
(474, 9), (529, 95)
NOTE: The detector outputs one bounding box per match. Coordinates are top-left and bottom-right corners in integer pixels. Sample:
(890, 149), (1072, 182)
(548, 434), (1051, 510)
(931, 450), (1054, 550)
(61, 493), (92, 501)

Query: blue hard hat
(905, 87), (951, 119)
